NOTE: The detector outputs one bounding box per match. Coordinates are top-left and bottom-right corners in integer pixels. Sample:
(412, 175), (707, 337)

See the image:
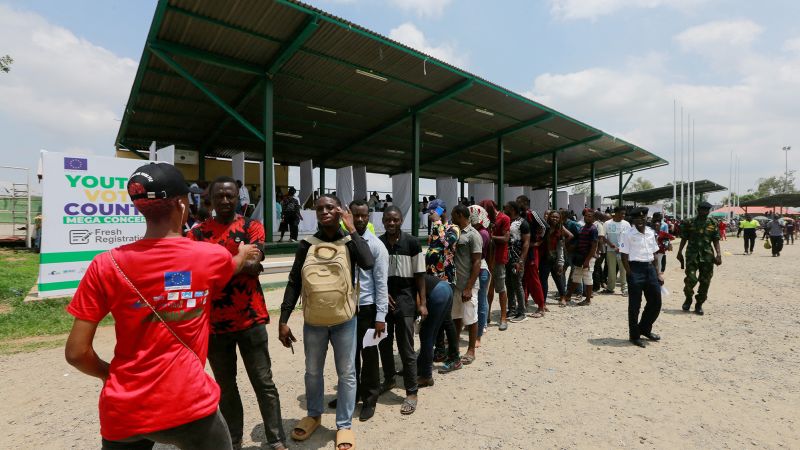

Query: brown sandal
(291, 416), (321, 441)
(336, 428), (356, 450)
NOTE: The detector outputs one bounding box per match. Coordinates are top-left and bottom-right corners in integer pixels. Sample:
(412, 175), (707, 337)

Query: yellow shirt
(739, 219), (759, 229)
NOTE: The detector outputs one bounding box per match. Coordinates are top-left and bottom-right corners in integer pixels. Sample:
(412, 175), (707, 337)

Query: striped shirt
(380, 232), (425, 317)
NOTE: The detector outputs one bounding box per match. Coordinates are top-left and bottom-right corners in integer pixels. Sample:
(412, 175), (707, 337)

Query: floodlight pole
(618, 169), (624, 207)
(411, 113), (420, 237)
(783, 146), (792, 193)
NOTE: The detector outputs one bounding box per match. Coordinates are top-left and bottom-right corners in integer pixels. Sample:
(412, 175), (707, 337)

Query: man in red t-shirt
(65, 163), (260, 450)
(189, 176), (287, 450)
(479, 199), (510, 331)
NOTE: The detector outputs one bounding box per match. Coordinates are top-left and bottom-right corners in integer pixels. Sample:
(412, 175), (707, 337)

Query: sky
(1, 0), (799, 202)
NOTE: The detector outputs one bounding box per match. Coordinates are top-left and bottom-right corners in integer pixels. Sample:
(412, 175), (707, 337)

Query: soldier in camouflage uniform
(676, 201), (722, 315)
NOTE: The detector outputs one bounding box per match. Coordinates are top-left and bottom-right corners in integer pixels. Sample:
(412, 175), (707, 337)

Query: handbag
(764, 240), (772, 249)
(108, 250), (200, 363)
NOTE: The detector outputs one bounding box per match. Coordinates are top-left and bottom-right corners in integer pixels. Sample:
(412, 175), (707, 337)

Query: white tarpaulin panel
(469, 182), (495, 204)
(391, 172), (412, 230)
(593, 195), (603, 209)
(232, 152), (245, 184)
(557, 191), (569, 211)
(299, 159), (313, 207)
(353, 166), (368, 202)
(569, 194), (586, 214)
(38, 151), (148, 298)
(156, 145), (175, 164)
(531, 189), (550, 216)
(435, 177), (458, 212)
(336, 166), (354, 207)
(504, 185), (524, 204)
(148, 141), (156, 161)
(252, 159), (277, 230)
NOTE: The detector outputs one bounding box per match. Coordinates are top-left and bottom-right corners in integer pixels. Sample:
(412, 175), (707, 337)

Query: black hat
(698, 201), (712, 210)
(128, 163), (189, 201)
(630, 206), (649, 217)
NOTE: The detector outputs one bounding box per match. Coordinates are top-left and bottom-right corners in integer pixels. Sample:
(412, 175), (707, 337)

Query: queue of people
(64, 163), (728, 450)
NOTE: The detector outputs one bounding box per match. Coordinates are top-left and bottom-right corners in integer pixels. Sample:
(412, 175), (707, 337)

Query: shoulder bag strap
(108, 250), (201, 363)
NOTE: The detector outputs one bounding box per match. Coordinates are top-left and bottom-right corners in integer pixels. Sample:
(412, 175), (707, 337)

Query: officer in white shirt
(603, 206), (631, 295)
(619, 207), (663, 348)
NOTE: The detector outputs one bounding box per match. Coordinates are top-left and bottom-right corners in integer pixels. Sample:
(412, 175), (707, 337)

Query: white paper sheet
(362, 328), (387, 348)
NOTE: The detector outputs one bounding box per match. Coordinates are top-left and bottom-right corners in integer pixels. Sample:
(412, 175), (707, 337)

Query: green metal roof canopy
(606, 180), (726, 204)
(740, 193), (800, 207)
(116, 0), (666, 189)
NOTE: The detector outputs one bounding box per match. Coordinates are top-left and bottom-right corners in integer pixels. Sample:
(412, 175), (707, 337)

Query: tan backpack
(301, 235), (357, 326)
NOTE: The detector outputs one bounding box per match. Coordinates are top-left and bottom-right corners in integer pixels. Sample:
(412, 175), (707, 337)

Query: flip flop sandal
(527, 312), (544, 318)
(335, 428), (356, 450)
(401, 397), (417, 415)
(460, 354), (475, 365)
(291, 416), (321, 441)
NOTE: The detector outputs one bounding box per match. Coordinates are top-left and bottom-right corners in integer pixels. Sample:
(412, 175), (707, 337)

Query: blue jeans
(418, 281), (452, 379)
(303, 316), (357, 430)
(477, 268), (490, 336)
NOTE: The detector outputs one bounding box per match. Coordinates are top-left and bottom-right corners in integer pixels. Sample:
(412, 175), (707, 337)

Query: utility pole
(783, 146), (792, 193)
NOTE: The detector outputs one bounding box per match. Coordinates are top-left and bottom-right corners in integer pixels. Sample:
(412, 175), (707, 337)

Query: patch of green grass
(0, 248), (112, 341)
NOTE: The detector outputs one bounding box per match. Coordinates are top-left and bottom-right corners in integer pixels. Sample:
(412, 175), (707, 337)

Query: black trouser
(626, 262), (662, 340)
(379, 310), (418, 395)
(101, 410), (231, 450)
(593, 252), (606, 290)
(539, 256), (565, 298)
(770, 235), (784, 255)
(786, 230), (794, 244)
(355, 304), (380, 408)
(208, 325), (286, 449)
(743, 229), (756, 253)
(434, 294), (459, 360)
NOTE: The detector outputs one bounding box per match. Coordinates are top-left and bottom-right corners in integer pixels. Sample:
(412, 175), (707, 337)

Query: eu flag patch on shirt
(164, 271), (191, 291)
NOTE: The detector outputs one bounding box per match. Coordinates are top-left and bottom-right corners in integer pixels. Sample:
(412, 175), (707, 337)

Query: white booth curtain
(435, 177), (458, 212)
(391, 172), (412, 230)
(232, 152), (245, 184)
(299, 159), (314, 207)
(353, 166), (368, 203)
(556, 191), (569, 211)
(504, 185), (524, 205)
(335, 166), (354, 207)
(568, 194), (586, 215)
(469, 182), (495, 204)
(531, 189), (550, 216)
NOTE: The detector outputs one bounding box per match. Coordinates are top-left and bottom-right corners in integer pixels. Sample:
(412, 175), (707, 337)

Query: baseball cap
(698, 201), (712, 210)
(630, 206), (649, 217)
(128, 163), (190, 201)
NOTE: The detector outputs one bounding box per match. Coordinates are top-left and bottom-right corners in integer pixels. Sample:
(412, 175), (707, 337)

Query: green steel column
(263, 79), (274, 242)
(618, 169), (623, 207)
(319, 163), (325, 195)
(411, 114), (420, 237)
(552, 151), (558, 209)
(198, 147), (206, 180)
(590, 161), (596, 208)
(459, 178), (465, 201)
(497, 137), (505, 207)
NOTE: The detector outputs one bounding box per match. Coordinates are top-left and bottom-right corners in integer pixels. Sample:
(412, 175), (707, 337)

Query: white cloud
(675, 19), (762, 53)
(782, 37), (800, 54)
(389, 0), (452, 18)
(388, 22), (467, 67)
(549, 0), (710, 21)
(523, 20), (800, 199)
(0, 4), (135, 146)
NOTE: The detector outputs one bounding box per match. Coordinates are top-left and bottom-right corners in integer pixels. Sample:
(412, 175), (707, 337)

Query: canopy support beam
(149, 47), (266, 142)
(590, 161), (596, 208)
(552, 151), (558, 209)
(497, 137), (505, 207)
(325, 79), (474, 164)
(411, 113), (421, 237)
(263, 78), (275, 242)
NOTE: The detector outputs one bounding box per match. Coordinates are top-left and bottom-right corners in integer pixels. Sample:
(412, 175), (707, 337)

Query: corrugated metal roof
(116, 0), (666, 186)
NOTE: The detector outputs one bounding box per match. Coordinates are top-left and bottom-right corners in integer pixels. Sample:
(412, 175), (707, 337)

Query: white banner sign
(38, 152), (149, 298)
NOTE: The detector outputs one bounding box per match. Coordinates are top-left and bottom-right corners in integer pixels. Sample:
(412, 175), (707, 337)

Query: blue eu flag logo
(63, 157), (88, 171)
(164, 271), (191, 291)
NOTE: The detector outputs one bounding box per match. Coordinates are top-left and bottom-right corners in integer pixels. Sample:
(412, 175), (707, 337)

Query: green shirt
(681, 216), (720, 262)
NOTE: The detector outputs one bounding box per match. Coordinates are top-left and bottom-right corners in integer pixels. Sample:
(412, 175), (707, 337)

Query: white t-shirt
(604, 219), (631, 252)
(619, 226), (658, 263)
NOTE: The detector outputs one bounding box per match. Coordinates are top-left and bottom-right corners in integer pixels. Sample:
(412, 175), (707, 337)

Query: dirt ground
(1, 237), (799, 449)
